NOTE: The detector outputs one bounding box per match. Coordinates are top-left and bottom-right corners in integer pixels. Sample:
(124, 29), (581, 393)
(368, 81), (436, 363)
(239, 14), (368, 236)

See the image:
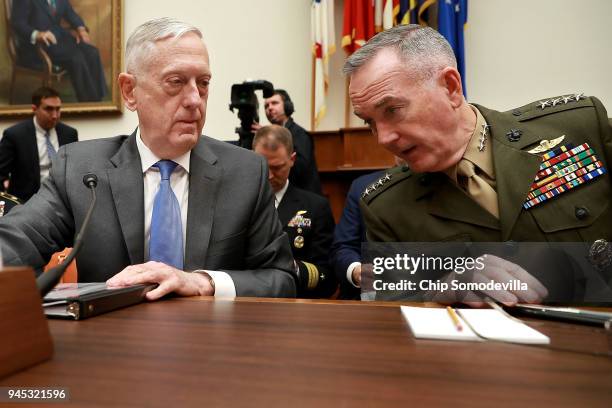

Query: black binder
(43, 282), (156, 320)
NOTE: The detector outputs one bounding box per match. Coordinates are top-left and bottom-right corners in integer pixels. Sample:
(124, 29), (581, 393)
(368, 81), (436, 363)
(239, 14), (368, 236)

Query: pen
(446, 306), (463, 331)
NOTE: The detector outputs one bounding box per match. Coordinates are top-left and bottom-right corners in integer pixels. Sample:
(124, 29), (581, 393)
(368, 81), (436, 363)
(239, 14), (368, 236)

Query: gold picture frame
(0, 0), (123, 116)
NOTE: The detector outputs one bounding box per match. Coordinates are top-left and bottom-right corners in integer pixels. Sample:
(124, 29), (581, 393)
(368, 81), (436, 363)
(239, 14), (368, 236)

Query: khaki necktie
(457, 159), (499, 218)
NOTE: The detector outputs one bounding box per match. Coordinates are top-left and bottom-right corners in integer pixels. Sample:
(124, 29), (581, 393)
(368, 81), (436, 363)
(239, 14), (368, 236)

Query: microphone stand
(37, 174), (98, 297)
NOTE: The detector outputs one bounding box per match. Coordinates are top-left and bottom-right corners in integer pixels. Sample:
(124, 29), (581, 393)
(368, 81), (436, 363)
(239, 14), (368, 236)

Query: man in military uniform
(253, 125), (337, 298)
(343, 25), (611, 303)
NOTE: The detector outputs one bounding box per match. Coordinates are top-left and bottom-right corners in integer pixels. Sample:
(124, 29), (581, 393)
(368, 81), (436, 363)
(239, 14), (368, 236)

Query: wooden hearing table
(1, 297), (611, 407)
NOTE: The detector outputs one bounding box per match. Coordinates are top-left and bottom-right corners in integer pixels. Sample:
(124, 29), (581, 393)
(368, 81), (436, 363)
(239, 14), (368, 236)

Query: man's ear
(289, 151), (296, 166)
(439, 67), (464, 108)
(118, 73), (137, 111)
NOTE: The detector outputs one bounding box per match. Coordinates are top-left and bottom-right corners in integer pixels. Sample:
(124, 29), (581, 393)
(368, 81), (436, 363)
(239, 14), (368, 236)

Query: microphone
(37, 173), (98, 297)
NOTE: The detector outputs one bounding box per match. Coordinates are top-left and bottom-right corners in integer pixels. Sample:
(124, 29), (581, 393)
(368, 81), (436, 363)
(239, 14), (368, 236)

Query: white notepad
(401, 306), (550, 344)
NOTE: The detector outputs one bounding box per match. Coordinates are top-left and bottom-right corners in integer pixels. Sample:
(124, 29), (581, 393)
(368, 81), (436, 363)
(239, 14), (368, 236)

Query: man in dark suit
(0, 86), (78, 202)
(253, 90), (322, 195)
(253, 125), (337, 298)
(11, 0), (107, 102)
(344, 25), (611, 303)
(0, 18), (296, 299)
(330, 171), (383, 299)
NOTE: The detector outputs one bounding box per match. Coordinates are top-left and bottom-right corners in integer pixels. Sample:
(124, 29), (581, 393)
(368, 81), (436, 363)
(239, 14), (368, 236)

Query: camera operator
(252, 89), (322, 195)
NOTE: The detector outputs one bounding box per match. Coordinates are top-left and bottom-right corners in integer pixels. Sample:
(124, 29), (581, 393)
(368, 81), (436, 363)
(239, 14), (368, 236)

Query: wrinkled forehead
(348, 53), (411, 108)
(132, 32), (209, 75)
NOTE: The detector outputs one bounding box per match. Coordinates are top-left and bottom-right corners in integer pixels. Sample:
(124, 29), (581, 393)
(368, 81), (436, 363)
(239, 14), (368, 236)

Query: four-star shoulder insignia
(361, 166), (412, 202)
(362, 173), (392, 199)
(537, 93), (585, 110)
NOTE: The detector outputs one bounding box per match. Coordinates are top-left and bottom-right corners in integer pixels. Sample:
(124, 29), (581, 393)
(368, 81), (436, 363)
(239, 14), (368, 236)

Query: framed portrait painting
(0, 0), (122, 116)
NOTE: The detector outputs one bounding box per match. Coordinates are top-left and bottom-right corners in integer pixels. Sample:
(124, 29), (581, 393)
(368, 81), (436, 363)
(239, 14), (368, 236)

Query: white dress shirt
(274, 180), (290, 209)
(33, 117), (59, 182)
(136, 130), (235, 297)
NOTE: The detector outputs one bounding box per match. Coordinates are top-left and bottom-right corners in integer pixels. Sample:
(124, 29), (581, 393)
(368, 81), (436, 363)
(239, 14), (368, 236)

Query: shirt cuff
(347, 262), (361, 288)
(31, 30), (39, 45)
(205, 270), (236, 298)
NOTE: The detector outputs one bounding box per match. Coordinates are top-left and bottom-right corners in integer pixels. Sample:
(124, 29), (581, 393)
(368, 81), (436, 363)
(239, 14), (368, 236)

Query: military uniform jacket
(360, 95), (612, 299)
(277, 183), (337, 298)
(362, 95), (610, 242)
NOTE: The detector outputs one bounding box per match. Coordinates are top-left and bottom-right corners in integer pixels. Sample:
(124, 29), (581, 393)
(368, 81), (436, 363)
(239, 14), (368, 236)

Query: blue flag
(438, 0), (468, 97)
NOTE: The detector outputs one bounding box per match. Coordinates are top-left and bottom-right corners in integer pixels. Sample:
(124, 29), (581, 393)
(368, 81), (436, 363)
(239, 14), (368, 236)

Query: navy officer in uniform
(343, 25), (611, 303)
(253, 125), (337, 298)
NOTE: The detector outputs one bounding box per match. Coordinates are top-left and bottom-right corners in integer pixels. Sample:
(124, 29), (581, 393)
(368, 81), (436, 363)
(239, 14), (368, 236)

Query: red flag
(311, 0), (336, 127)
(342, 0), (377, 55)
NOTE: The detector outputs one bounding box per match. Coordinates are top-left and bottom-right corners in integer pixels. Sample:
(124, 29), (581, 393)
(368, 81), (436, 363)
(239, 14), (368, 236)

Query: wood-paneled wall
(313, 127), (395, 222)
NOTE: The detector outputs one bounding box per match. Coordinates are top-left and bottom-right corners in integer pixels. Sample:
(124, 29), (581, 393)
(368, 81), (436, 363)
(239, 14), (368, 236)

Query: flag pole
(344, 76), (350, 128)
(310, 52), (316, 131)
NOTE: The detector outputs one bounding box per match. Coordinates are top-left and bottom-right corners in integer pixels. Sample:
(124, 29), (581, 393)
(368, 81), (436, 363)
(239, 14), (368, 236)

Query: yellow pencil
(446, 306), (463, 331)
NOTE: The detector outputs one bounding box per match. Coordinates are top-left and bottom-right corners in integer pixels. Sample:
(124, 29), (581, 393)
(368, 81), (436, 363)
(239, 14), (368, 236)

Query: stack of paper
(401, 306), (550, 344)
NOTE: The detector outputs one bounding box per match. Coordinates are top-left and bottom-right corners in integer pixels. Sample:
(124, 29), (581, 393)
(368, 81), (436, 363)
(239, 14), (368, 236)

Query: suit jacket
(0, 119), (78, 201)
(0, 133), (297, 297)
(277, 183), (336, 298)
(285, 118), (322, 195)
(330, 171), (384, 299)
(11, 0), (85, 68)
(361, 95), (612, 301)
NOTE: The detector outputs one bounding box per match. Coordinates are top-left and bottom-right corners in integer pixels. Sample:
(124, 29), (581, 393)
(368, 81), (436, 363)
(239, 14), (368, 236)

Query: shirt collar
(33, 116), (49, 135)
(274, 179), (290, 207)
(136, 128), (191, 174)
(443, 105), (496, 183)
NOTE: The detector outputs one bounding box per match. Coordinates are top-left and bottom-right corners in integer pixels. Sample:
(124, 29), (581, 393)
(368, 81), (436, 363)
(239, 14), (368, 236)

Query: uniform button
(575, 207), (589, 220)
(512, 109), (522, 116)
(419, 175), (430, 186)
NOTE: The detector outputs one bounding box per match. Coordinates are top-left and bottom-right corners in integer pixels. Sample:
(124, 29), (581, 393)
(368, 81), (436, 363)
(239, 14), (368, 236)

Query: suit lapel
(424, 174), (500, 230)
(277, 184), (299, 225)
(35, 0), (54, 19)
(56, 125), (69, 146)
(25, 121), (41, 182)
(107, 132), (145, 265)
(479, 105), (544, 240)
(183, 137), (220, 271)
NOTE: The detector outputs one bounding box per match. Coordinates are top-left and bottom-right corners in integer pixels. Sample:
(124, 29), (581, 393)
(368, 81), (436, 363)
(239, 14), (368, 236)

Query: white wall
(1, 0), (611, 139)
(465, 0), (612, 111)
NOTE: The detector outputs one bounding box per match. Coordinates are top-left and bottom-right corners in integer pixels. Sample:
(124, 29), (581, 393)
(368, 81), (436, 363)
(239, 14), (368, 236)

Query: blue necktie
(44, 131), (56, 160)
(149, 160), (183, 270)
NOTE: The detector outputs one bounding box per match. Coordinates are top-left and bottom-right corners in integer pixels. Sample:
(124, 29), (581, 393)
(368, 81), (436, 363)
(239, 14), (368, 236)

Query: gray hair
(125, 17), (203, 73)
(343, 25), (456, 82)
(253, 125), (294, 154)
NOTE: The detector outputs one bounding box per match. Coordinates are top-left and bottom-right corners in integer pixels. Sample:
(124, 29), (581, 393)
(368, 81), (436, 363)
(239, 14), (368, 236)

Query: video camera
(229, 80), (274, 149)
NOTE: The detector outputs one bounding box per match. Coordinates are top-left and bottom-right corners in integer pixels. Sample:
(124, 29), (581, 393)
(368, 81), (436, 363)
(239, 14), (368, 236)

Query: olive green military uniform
(362, 95), (610, 242)
(360, 95), (611, 300)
